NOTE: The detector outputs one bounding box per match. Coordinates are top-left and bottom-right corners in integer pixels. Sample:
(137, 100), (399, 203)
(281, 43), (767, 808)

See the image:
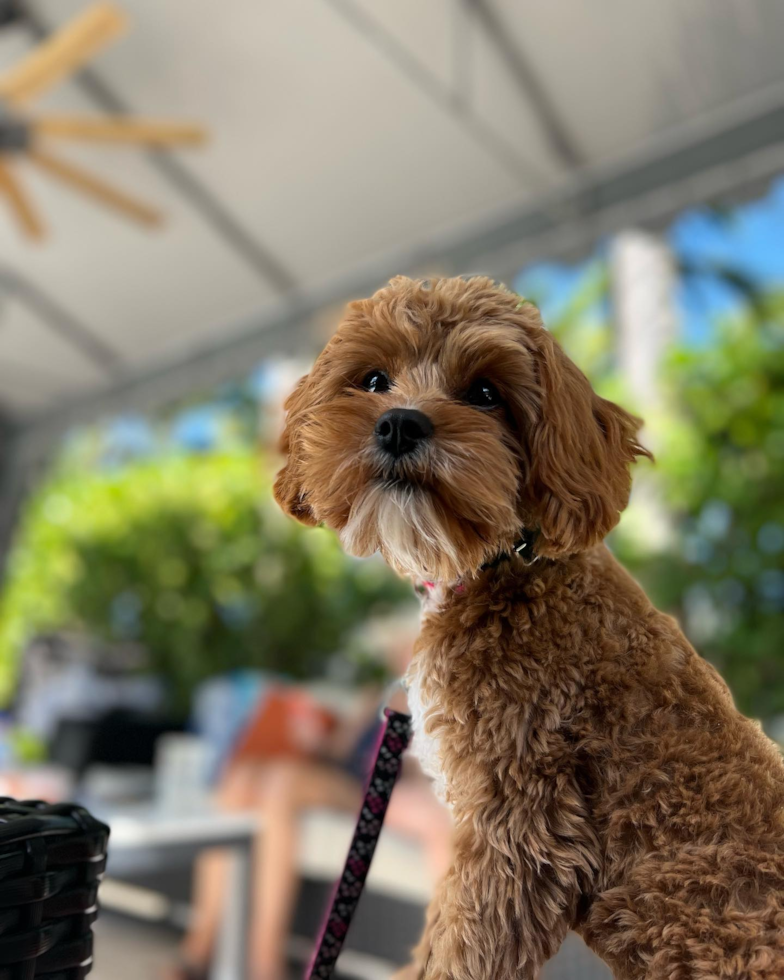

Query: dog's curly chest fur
(404, 552), (784, 979)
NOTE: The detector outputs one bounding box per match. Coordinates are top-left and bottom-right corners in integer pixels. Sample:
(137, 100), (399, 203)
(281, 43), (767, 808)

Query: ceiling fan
(0, 1), (207, 241)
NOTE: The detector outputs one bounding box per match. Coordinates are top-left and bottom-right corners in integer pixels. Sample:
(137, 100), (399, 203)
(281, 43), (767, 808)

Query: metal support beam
(0, 267), (123, 376)
(611, 230), (676, 413)
(323, 0), (547, 185)
(466, 0), (584, 168)
(0, 420), (25, 573)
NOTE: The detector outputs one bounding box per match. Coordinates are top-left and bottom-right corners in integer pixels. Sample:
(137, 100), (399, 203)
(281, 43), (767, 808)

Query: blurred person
(168, 621), (450, 980)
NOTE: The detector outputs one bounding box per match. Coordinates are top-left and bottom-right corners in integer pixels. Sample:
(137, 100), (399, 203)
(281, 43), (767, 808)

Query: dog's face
(275, 276), (650, 582)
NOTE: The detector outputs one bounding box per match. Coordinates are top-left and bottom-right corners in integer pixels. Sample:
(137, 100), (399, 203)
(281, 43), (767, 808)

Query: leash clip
(379, 677), (407, 722)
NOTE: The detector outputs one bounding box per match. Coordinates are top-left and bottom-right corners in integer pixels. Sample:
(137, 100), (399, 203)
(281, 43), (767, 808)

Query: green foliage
(0, 450), (411, 713)
(542, 262), (784, 720)
(615, 297), (784, 719)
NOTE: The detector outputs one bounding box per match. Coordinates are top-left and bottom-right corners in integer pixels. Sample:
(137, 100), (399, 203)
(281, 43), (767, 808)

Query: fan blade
(29, 148), (161, 227)
(34, 115), (207, 147)
(0, 2), (128, 104)
(0, 158), (45, 240)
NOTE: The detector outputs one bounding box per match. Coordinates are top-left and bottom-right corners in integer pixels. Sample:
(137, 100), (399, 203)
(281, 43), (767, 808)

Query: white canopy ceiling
(0, 0), (783, 438)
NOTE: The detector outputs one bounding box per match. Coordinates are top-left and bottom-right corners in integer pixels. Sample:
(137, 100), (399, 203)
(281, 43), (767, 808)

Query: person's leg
(249, 759), (361, 980)
(178, 763), (260, 972)
(384, 779), (452, 883)
(382, 780), (452, 980)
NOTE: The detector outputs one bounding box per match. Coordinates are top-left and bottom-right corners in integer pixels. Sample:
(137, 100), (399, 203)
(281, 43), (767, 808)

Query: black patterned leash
(306, 708), (412, 979)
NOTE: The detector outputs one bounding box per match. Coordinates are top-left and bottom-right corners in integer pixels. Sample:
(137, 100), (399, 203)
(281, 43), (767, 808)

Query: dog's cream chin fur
(340, 484), (460, 582)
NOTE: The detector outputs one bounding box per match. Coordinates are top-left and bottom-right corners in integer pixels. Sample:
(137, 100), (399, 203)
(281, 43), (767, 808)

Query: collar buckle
(480, 527), (539, 572)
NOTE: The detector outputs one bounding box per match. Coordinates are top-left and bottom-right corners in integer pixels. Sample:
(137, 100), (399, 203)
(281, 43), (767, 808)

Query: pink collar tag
(419, 580), (465, 595)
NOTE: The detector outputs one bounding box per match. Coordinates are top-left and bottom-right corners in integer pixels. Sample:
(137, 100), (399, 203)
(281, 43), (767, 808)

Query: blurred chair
(0, 798), (109, 979)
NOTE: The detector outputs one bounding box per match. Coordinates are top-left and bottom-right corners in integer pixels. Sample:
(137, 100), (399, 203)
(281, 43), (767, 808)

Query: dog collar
(416, 527), (539, 597)
(480, 526), (539, 571)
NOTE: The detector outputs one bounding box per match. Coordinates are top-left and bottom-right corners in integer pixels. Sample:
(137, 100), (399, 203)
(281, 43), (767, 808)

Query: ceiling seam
(465, 0), (584, 169)
(0, 266), (124, 376)
(322, 0), (550, 187)
(19, 3), (299, 295)
(0, 355), (95, 387)
(450, 0), (474, 112)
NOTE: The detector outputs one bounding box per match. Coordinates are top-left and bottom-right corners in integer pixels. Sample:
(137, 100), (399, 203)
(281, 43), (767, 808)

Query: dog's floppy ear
(525, 325), (651, 557)
(273, 374), (319, 527)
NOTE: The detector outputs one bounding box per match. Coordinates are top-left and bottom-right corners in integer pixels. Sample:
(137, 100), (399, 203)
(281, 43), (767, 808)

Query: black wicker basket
(0, 798), (109, 980)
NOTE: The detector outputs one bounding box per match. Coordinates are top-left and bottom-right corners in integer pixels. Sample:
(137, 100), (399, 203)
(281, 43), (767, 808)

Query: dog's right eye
(360, 370), (391, 393)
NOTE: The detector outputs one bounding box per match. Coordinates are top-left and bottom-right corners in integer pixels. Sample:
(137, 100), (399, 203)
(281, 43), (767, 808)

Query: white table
(102, 804), (258, 980)
(100, 803), (431, 980)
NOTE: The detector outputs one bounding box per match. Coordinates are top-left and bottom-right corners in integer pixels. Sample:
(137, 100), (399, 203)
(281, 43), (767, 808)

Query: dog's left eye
(361, 370), (391, 393)
(465, 378), (502, 409)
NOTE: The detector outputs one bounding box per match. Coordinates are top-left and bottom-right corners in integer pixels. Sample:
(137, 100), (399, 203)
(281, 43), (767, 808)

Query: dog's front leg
(419, 820), (576, 980)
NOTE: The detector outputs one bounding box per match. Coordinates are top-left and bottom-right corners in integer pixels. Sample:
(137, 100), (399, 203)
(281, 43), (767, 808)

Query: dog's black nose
(375, 408), (433, 458)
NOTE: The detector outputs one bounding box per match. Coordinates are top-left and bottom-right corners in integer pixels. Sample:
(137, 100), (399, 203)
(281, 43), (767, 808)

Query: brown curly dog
(274, 275), (784, 980)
